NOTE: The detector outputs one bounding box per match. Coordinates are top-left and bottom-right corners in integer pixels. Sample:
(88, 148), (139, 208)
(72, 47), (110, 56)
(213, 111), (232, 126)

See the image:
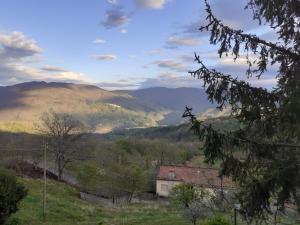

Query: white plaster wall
(156, 180), (182, 197)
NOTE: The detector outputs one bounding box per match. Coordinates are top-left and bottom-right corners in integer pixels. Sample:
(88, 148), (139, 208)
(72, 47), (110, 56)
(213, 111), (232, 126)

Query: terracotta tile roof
(157, 165), (234, 189)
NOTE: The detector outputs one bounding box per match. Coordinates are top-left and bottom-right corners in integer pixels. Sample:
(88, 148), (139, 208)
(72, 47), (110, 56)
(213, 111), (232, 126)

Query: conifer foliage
(184, 0), (300, 221)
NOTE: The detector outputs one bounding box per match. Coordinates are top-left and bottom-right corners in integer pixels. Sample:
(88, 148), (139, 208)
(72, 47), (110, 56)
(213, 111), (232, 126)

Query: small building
(156, 165), (233, 197)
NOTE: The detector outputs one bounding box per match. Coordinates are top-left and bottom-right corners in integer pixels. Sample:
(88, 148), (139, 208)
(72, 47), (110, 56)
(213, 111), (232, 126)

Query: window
(161, 184), (168, 192)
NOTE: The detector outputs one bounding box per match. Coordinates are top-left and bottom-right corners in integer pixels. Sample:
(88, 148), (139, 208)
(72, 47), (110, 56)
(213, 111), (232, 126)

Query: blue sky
(0, 0), (277, 89)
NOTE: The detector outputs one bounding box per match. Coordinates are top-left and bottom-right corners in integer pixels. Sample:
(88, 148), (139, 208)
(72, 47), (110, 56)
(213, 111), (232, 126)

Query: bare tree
(38, 111), (88, 181)
(183, 200), (211, 225)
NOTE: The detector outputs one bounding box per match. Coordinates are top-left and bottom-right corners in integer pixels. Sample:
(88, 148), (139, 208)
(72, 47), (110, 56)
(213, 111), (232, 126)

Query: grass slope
(13, 178), (189, 225)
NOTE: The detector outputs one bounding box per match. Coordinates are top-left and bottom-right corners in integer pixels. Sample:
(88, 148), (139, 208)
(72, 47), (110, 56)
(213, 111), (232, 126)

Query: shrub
(76, 162), (101, 192)
(170, 183), (200, 207)
(0, 168), (27, 225)
(4, 218), (20, 225)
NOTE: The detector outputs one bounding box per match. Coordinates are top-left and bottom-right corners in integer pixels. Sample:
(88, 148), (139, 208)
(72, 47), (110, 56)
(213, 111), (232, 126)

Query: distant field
(13, 178), (190, 225)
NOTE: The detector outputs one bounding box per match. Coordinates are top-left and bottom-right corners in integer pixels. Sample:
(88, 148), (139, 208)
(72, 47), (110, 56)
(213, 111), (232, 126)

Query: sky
(0, 0), (278, 89)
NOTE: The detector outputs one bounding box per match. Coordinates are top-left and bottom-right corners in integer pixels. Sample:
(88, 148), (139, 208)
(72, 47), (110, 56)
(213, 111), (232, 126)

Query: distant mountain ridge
(0, 81), (215, 133)
(123, 87), (212, 111)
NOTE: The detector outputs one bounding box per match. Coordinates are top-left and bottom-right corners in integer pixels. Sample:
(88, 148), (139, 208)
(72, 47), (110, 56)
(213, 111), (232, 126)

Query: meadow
(13, 178), (190, 225)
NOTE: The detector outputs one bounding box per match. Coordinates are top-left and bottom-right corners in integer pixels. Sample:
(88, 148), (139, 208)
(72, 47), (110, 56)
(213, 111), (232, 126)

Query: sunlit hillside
(0, 82), (215, 133)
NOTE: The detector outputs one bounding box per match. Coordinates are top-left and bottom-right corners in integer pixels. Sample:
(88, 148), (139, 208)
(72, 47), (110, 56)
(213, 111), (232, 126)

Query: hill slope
(125, 87), (211, 112)
(123, 87), (214, 124)
(0, 82), (215, 133)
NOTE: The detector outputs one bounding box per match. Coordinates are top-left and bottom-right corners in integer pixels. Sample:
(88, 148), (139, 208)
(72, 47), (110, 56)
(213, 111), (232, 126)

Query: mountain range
(0, 81), (216, 133)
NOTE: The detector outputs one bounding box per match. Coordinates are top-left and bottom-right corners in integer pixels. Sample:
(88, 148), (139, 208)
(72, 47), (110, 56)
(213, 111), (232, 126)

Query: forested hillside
(0, 82), (216, 133)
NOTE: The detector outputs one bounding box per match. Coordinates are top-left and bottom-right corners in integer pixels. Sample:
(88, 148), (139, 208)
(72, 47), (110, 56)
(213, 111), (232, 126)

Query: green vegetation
(13, 178), (190, 225)
(171, 184), (200, 208)
(10, 176), (299, 225)
(106, 117), (240, 142)
(171, 184), (210, 225)
(0, 168), (27, 225)
(200, 216), (232, 225)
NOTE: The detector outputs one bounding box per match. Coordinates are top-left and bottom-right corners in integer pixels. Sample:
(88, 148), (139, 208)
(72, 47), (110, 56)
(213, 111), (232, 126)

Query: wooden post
(43, 141), (47, 218)
(234, 203), (240, 225)
(234, 208), (237, 225)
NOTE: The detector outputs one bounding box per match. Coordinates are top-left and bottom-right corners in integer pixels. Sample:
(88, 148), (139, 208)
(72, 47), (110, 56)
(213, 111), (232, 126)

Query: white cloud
(98, 79), (139, 90)
(139, 72), (277, 90)
(179, 55), (195, 62)
(250, 78), (277, 87)
(140, 72), (200, 88)
(146, 48), (164, 55)
(166, 36), (201, 47)
(120, 29), (128, 34)
(53, 71), (87, 81)
(96, 72), (277, 90)
(93, 54), (117, 61)
(0, 31), (89, 85)
(153, 59), (187, 72)
(96, 73), (199, 90)
(107, 0), (118, 4)
(0, 31), (42, 84)
(101, 7), (130, 29)
(0, 31), (42, 59)
(136, 0), (167, 9)
(218, 54), (257, 66)
(41, 65), (67, 72)
(93, 39), (106, 44)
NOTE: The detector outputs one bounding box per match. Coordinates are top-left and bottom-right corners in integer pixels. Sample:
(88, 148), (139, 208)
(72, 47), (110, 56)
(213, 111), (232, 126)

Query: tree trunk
(58, 169), (63, 181)
(192, 217), (197, 225)
(57, 157), (63, 181)
(127, 192), (134, 203)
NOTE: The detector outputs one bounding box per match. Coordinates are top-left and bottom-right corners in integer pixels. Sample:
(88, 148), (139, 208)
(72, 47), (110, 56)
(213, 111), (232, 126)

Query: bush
(170, 183), (200, 207)
(200, 215), (232, 225)
(0, 168), (27, 225)
(76, 162), (101, 192)
(4, 218), (20, 225)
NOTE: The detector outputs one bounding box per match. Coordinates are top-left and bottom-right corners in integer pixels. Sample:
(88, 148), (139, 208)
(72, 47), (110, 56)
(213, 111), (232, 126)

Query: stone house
(156, 165), (233, 197)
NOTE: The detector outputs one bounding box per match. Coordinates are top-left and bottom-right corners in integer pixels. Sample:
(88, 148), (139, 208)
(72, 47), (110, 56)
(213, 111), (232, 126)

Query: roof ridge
(161, 164), (219, 171)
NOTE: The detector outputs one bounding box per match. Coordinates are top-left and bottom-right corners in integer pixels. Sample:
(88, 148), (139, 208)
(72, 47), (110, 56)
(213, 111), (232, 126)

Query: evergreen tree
(183, 0), (300, 221)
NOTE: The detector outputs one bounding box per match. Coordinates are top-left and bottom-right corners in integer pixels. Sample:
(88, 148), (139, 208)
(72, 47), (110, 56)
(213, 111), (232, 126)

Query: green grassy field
(12, 178), (300, 225)
(13, 178), (190, 225)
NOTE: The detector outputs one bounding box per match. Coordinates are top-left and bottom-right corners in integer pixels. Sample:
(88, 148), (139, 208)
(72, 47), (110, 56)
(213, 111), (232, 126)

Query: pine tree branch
(202, 0), (300, 61)
(189, 53), (277, 98)
(183, 106), (300, 149)
(246, 0), (300, 45)
(189, 53), (279, 122)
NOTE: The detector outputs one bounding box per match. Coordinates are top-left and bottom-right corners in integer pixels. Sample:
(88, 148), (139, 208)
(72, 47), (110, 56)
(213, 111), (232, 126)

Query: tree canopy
(184, 0), (300, 221)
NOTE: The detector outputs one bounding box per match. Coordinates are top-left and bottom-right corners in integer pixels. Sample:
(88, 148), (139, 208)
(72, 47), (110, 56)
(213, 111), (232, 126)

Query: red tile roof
(157, 165), (234, 189)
